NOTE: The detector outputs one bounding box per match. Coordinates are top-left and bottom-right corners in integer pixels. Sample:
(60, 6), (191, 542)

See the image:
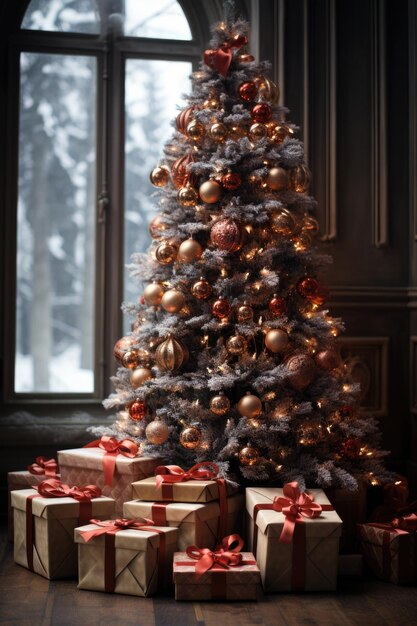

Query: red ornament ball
(297, 276), (319, 298)
(221, 172), (242, 190)
(212, 298), (231, 319)
(210, 218), (245, 253)
(251, 103), (272, 123)
(269, 295), (287, 317)
(238, 81), (258, 101)
(128, 400), (146, 421)
(315, 349), (340, 370)
(232, 33), (249, 47)
(340, 437), (362, 460)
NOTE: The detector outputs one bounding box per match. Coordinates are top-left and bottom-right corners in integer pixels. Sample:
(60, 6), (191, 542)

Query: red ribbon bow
(272, 481), (323, 544)
(84, 436), (139, 486)
(36, 478), (101, 501)
(27, 457), (58, 477)
(392, 514), (417, 532)
(79, 517), (156, 542)
(155, 461), (219, 487)
(204, 35), (248, 77)
(185, 534), (244, 578)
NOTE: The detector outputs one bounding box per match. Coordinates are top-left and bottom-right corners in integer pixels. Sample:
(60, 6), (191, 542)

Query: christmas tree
(93, 17), (390, 491)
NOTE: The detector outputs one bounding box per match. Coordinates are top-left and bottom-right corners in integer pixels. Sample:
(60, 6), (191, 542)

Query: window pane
(15, 53), (97, 393)
(124, 0), (192, 40)
(124, 59), (191, 329)
(21, 0), (100, 34)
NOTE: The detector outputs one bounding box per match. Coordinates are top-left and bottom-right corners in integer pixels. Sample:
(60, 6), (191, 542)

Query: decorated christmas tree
(92, 17), (390, 491)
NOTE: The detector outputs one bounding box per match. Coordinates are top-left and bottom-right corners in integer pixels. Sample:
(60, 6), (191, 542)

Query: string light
(220, 267), (228, 277)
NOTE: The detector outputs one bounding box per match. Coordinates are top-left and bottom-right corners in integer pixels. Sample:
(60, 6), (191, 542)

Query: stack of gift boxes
(8, 437), (417, 599)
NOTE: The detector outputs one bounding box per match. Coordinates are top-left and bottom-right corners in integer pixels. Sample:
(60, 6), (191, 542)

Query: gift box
(58, 437), (162, 514)
(75, 519), (178, 596)
(246, 483), (342, 592)
(325, 479), (367, 553)
(173, 534), (260, 601)
(358, 517), (417, 584)
(123, 493), (245, 551)
(12, 480), (114, 579)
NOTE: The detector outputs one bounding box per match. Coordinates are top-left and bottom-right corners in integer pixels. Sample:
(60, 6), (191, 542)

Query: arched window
(1, 0), (226, 404)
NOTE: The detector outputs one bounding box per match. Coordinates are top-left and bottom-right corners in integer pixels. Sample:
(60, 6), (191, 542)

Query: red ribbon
(27, 457), (58, 477)
(80, 518), (166, 593)
(203, 36), (248, 77)
(184, 534), (244, 579)
(84, 436), (139, 486)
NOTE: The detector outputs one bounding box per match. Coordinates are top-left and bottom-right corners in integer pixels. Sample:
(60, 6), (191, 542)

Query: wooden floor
(1, 530), (417, 626)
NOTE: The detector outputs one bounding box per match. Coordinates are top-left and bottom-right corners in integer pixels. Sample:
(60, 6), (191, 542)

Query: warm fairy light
(220, 267), (228, 277)
(252, 352), (257, 359)
(260, 267), (270, 276)
(317, 401), (322, 408)
(312, 304), (319, 311)
(207, 367), (213, 373)
(343, 384), (350, 392)
(245, 225), (254, 235)
(253, 282), (262, 291)
(192, 399), (199, 406)
(326, 425), (332, 433)
(244, 272), (250, 280)
(331, 328), (338, 337)
(305, 311), (313, 319)
(275, 464), (283, 472)
(360, 446), (374, 457)
(395, 480), (403, 485)
(201, 335), (209, 346)
(250, 419), (260, 428)
(264, 391), (276, 400)
(201, 442), (210, 450)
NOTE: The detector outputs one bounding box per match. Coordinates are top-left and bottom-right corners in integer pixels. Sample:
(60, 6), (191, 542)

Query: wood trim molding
(329, 286), (417, 309)
(410, 336), (417, 413)
(409, 0), (417, 241)
(370, 0), (388, 248)
(302, 0), (309, 161)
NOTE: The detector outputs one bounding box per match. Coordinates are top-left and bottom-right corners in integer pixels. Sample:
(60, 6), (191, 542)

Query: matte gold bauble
(286, 353), (317, 390)
(150, 165), (169, 187)
(191, 278), (212, 300)
(238, 392), (262, 418)
(178, 238), (203, 263)
(161, 289), (185, 313)
(265, 328), (289, 353)
(236, 303), (254, 322)
(131, 367), (153, 388)
(177, 185), (198, 207)
(291, 163), (311, 192)
(155, 241), (178, 265)
(145, 420), (169, 444)
(149, 214), (168, 239)
(180, 426), (201, 449)
(113, 335), (137, 363)
(271, 209), (298, 236)
(210, 393), (231, 415)
(128, 400), (146, 421)
(248, 123), (268, 141)
(155, 335), (189, 371)
(239, 445), (259, 466)
(186, 120), (205, 141)
(209, 122), (228, 142)
(121, 349), (142, 369)
(266, 167), (289, 191)
(315, 349), (340, 370)
(143, 282), (164, 306)
(210, 218), (245, 252)
(199, 180), (222, 204)
(226, 334), (247, 355)
(256, 76), (280, 104)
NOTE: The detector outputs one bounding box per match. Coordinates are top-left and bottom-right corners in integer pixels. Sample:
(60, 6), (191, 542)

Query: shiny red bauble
(212, 298), (231, 319)
(238, 81), (258, 102)
(297, 277), (319, 298)
(128, 400), (146, 421)
(221, 172), (242, 190)
(269, 295), (287, 317)
(251, 103), (272, 123)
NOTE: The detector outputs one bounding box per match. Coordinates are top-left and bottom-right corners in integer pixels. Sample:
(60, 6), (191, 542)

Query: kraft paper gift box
(246, 486), (342, 592)
(58, 446), (162, 515)
(132, 475), (239, 503)
(173, 551), (261, 601)
(75, 522), (178, 596)
(123, 493), (245, 551)
(11, 488), (114, 579)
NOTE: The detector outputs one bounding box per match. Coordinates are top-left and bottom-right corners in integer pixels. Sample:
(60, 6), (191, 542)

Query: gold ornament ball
(180, 426), (201, 449)
(256, 76), (280, 104)
(265, 329), (289, 353)
(113, 335), (137, 362)
(191, 278), (212, 300)
(236, 303), (254, 322)
(209, 122), (228, 142)
(303, 215), (320, 235)
(271, 209), (298, 236)
(161, 289), (185, 313)
(121, 349), (142, 369)
(177, 185), (198, 207)
(146, 420), (169, 445)
(291, 163), (311, 193)
(266, 167), (289, 191)
(248, 123), (268, 141)
(131, 366), (153, 388)
(155, 335), (189, 371)
(237, 393), (262, 418)
(186, 120), (205, 141)
(210, 394), (231, 415)
(269, 124), (289, 145)
(226, 334), (247, 355)
(239, 445), (259, 466)
(150, 165), (169, 187)
(178, 238), (203, 263)
(199, 179), (222, 204)
(149, 214), (168, 239)
(143, 282), (164, 306)
(155, 241), (178, 265)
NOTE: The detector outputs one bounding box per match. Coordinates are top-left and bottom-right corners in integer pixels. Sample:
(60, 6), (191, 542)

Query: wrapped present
(12, 479), (114, 579)
(358, 515), (417, 584)
(8, 457), (60, 541)
(75, 518), (178, 596)
(368, 476), (415, 523)
(325, 479), (367, 553)
(173, 534), (260, 600)
(123, 493), (244, 551)
(246, 483), (342, 592)
(58, 436), (162, 514)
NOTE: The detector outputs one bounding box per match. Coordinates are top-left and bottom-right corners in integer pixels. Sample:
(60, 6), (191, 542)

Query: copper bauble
(315, 349), (340, 370)
(291, 163), (311, 193)
(155, 335), (188, 371)
(212, 298), (231, 319)
(239, 445), (259, 466)
(171, 152), (197, 189)
(191, 278), (212, 300)
(303, 215), (320, 235)
(128, 400), (146, 421)
(251, 103), (272, 123)
(266, 167), (289, 191)
(149, 214), (168, 239)
(161, 289), (185, 313)
(248, 123), (268, 141)
(143, 282), (164, 306)
(237, 303), (254, 322)
(209, 122), (228, 142)
(155, 241), (178, 265)
(146, 420), (169, 444)
(265, 329), (289, 353)
(286, 353), (317, 390)
(150, 165), (169, 187)
(180, 426), (201, 449)
(178, 238), (203, 263)
(226, 334), (247, 355)
(199, 180), (222, 204)
(308, 285), (328, 306)
(210, 393), (231, 415)
(238, 81), (258, 101)
(231, 33), (248, 47)
(238, 393), (262, 418)
(203, 91), (220, 109)
(186, 120), (205, 141)
(237, 53), (255, 63)
(221, 172), (241, 190)
(113, 335), (137, 363)
(256, 76), (280, 104)
(131, 367), (153, 388)
(122, 349), (142, 369)
(269, 295), (287, 317)
(248, 172), (264, 187)
(176, 105), (194, 134)
(177, 185), (198, 207)
(210, 218), (245, 253)
(297, 277), (319, 298)
(271, 209), (298, 236)
(268, 124), (289, 144)
(340, 437), (361, 460)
